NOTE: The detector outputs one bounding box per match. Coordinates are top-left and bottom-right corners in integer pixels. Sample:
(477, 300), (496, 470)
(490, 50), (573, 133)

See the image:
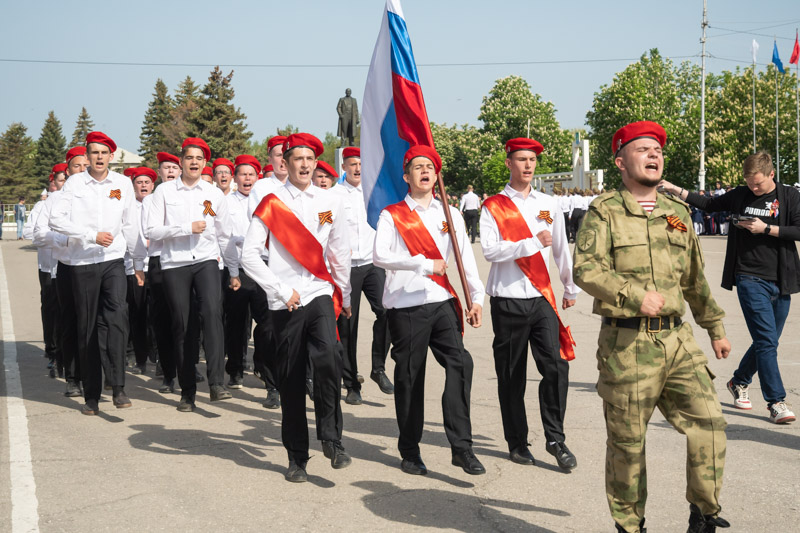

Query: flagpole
(698, 0), (708, 192)
(435, 174), (473, 313)
(753, 55), (757, 152)
(796, 58), (799, 184)
(776, 66), (780, 182)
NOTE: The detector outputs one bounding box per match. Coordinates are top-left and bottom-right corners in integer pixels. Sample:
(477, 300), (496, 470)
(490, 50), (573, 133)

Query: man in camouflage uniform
(573, 121), (731, 533)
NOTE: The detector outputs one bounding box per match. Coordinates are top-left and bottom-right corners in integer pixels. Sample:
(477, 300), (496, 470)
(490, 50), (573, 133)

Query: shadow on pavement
(725, 422), (800, 451)
(352, 480), (565, 532)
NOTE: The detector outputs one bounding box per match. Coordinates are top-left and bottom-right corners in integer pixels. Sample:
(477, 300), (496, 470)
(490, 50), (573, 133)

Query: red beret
(182, 137), (211, 161)
(283, 133), (324, 158)
(65, 146), (86, 163)
(234, 155), (261, 175)
(267, 136), (287, 153)
(212, 157), (235, 174)
(52, 163), (67, 174)
(123, 167), (137, 177)
(132, 167), (157, 181)
(264, 164), (274, 173)
(342, 147), (361, 159)
(157, 152), (180, 165)
(403, 145), (442, 174)
(315, 160), (339, 178)
(201, 166), (213, 176)
(505, 137), (544, 156)
(612, 121), (667, 156)
(85, 131), (117, 152)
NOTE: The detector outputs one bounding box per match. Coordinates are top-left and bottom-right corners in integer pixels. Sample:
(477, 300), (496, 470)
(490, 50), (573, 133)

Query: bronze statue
(337, 88), (359, 147)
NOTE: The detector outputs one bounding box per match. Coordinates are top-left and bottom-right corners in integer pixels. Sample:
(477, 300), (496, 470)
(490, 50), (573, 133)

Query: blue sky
(1, 0), (799, 153)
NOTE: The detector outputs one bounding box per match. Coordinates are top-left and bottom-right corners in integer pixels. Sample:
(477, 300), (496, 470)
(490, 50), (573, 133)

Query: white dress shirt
(49, 170), (145, 269)
(240, 182), (352, 311)
(144, 176), (237, 274)
(460, 190), (481, 211)
(34, 190), (69, 276)
(373, 195), (485, 310)
(140, 193), (162, 258)
(480, 183), (580, 300)
(559, 195), (571, 214)
(226, 190), (251, 269)
(24, 200), (57, 273)
(123, 200), (148, 275)
(330, 180), (375, 265)
(247, 176), (285, 218)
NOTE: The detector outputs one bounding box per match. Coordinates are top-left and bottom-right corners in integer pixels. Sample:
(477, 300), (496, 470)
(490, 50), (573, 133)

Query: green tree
(139, 79), (175, 167)
(70, 106), (95, 146)
(586, 49), (703, 189)
(478, 75), (572, 173)
(0, 123), (36, 202)
(481, 150), (511, 195)
(431, 122), (499, 195)
(189, 66), (251, 159)
(34, 111), (67, 189)
(707, 65), (799, 186)
(175, 76), (200, 107)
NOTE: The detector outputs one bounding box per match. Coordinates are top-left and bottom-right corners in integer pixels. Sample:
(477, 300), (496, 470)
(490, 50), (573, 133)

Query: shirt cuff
(133, 260), (145, 271)
(277, 284), (294, 305)
(85, 230), (96, 244)
(343, 295), (351, 308)
(228, 266), (239, 278)
(182, 222), (193, 235)
(421, 258), (435, 276)
(706, 322), (726, 341)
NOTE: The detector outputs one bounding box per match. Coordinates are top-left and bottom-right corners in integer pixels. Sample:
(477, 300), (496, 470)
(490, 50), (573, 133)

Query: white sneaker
(727, 379), (752, 410)
(768, 401), (796, 424)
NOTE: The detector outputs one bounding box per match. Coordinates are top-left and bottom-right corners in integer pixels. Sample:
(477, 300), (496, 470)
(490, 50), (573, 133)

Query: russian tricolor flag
(361, 0), (435, 228)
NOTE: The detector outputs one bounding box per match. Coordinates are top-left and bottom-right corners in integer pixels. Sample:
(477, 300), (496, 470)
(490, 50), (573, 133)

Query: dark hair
(181, 145), (206, 159)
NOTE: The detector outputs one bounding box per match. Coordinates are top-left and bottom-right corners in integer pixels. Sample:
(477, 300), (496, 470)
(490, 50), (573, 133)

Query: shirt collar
(503, 182), (534, 200)
(343, 179), (362, 193)
(285, 180), (317, 199)
(176, 176), (205, 191)
(404, 194), (440, 212)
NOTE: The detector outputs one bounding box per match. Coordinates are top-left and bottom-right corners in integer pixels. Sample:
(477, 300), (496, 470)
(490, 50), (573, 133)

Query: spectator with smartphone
(660, 151), (800, 424)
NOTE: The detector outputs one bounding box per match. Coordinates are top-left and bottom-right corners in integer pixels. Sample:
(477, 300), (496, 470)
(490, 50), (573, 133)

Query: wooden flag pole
(435, 173), (474, 314)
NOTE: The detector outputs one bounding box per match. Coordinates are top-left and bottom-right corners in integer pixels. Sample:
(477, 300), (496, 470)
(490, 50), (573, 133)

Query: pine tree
(175, 76), (200, 107)
(70, 107), (95, 146)
(0, 123), (37, 203)
(139, 79), (175, 166)
(34, 111), (67, 190)
(189, 66), (251, 159)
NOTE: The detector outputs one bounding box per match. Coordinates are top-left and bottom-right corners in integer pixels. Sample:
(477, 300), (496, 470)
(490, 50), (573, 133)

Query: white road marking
(0, 245), (40, 533)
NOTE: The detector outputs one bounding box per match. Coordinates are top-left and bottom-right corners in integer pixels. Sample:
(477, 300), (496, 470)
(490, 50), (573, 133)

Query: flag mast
(698, 0), (708, 191)
(752, 40), (758, 153)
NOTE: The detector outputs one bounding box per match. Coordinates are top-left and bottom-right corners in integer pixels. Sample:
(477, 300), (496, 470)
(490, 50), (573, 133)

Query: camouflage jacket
(573, 186), (726, 340)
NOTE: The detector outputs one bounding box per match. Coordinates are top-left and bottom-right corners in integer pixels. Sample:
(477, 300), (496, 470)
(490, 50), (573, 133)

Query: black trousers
(463, 209), (479, 243)
(126, 274), (150, 366)
(147, 256), (175, 380)
(338, 264), (389, 391)
(270, 295), (343, 463)
(490, 296), (568, 448)
(55, 262), (79, 384)
(70, 259), (128, 401)
(387, 300), (474, 459)
(162, 260), (225, 397)
(570, 208), (586, 242)
(38, 270), (60, 365)
(223, 269), (276, 389)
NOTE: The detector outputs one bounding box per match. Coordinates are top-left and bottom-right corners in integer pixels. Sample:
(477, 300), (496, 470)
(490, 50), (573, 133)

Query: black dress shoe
(400, 455), (428, 475)
(210, 384), (232, 401)
(227, 375), (243, 389)
(128, 365), (142, 375)
(262, 388), (281, 409)
(509, 446), (535, 465)
(113, 390), (132, 409)
(345, 388), (363, 405)
(322, 440), (352, 469)
(195, 367), (205, 383)
(158, 378), (175, 394)
(81, 399), (99, 416)
(370, 371), (394, 394)
(451, 449), (486, 475)
(177, 396), (196, 412)
(285, 460), (308, 483)
(155, 363), (164, 377)
(65, 381), (82, 397)
(546, 441), (577, 470)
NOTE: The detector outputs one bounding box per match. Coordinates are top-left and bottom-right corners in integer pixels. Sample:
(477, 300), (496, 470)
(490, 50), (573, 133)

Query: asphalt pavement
(1, 236), (798, 532)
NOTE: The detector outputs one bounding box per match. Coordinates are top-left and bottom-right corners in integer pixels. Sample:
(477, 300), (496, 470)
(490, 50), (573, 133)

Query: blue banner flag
(772, 40), (785, 73)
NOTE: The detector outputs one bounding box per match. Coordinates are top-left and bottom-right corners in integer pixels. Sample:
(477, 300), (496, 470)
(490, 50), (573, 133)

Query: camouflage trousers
(595, 321), (726, 533)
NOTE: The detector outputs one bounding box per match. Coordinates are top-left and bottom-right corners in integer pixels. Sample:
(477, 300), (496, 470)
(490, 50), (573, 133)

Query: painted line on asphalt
(0, 245), (40, 533)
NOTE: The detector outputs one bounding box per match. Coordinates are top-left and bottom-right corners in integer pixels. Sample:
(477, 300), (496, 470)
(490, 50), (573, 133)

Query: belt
(602, 316), (682, 333)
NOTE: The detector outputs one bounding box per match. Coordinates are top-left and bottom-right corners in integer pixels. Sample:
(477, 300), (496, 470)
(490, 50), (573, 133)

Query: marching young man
(49, 132), (146, 414)
(331, 147), (393, 405)
(373, 145), (486, 476)
(145, 138), (237, 412)
(240, 133), (352, 483)
(480, 138), (580, 470)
